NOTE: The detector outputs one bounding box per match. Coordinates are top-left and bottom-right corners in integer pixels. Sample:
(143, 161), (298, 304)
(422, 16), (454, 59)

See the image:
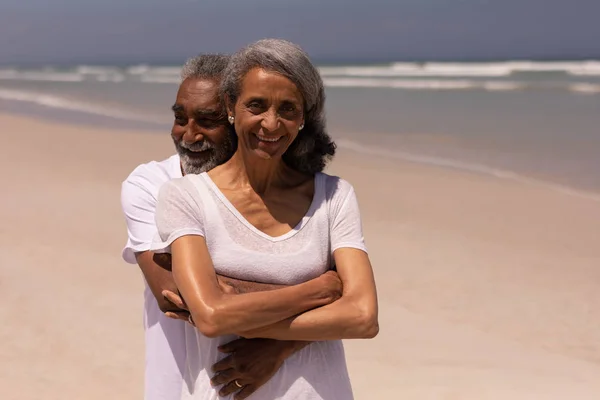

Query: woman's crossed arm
(170, 235), (343, 338)
(237, 247), (378, 341)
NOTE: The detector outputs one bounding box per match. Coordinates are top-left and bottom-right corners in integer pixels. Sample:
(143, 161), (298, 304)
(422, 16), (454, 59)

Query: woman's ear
(225, 96), (234, 118)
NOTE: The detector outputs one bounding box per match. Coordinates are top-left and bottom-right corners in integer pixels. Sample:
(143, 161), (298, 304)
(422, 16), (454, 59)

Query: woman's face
(230, 68), (305, 160)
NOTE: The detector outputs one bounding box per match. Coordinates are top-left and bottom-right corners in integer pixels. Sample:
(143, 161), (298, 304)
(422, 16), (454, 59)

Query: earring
(299, 123), (304, 131)
(228, 115), (235, 125)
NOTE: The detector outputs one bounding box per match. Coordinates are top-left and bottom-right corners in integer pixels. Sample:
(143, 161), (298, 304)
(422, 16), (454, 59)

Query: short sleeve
(329, 180), (368, 254)
(120, 179), (158, 264)
(151, 178), (205, 254)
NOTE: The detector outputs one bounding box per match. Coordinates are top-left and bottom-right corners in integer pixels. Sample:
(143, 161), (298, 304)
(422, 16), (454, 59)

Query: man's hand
(211, 338), (309, 399)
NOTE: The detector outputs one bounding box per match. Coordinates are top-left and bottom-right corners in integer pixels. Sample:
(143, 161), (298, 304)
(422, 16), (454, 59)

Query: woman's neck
(224, 150), (289, 195)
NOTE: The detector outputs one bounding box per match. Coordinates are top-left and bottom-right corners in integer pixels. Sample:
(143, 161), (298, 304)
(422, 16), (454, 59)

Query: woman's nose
(261, 109), (280, 132)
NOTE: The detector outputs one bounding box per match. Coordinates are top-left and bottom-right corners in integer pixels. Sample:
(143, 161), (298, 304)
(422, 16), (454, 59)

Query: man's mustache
(178, 140), (214, 152)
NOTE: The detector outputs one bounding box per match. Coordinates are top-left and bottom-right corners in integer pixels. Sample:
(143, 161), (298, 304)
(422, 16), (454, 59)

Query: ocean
(1, 61), (599, 198)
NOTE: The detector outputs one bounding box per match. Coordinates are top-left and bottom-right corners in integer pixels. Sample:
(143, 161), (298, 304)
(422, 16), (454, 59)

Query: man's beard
(173, 133), (234, 175)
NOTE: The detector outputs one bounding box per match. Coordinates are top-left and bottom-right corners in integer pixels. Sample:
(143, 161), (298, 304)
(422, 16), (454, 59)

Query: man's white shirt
(121, 154), (185, 400)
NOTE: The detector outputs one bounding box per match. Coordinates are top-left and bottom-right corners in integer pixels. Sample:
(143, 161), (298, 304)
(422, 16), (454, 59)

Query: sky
(1, 0), (599, 66)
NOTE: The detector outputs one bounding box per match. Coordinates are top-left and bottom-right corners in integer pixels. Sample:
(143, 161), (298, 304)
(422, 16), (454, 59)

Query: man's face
(171, 78), (233, 175)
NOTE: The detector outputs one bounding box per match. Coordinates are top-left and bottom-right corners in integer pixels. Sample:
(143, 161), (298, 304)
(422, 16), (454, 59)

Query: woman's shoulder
(316, 172), (355, 201)
(158, 173), (207, 199)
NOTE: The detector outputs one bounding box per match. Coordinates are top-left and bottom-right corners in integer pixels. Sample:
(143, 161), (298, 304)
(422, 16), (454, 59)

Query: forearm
(283, 340), (312, 356)
(137, 252), (181, 312)
(237, 297), (379, 341)
(218, 275), (287, 294)
(170, 236), (340, 337)
(183, 278), (336, 338)
(152, 253), (284, 295)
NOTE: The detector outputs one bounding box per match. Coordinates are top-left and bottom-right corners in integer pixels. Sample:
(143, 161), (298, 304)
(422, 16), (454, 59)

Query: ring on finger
(234, 380), (243, 388)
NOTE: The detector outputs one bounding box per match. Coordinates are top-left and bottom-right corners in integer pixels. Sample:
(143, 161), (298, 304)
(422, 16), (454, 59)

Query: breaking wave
(0, 88), (164, 124)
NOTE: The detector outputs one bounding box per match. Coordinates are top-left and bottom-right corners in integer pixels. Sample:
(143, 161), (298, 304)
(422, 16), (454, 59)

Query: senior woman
(152, 39), (378, 400)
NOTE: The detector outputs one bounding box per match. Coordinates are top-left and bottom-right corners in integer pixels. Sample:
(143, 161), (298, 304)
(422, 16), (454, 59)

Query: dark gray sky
(1, 0), (599, 66)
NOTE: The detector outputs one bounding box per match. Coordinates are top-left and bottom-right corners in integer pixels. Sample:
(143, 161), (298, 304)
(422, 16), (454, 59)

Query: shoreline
(3, 103), (600, 199)
(2, 112), (600, 399)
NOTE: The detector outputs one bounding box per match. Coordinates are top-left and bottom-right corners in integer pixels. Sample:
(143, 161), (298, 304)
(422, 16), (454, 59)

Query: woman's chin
(251, 148), (277, 160)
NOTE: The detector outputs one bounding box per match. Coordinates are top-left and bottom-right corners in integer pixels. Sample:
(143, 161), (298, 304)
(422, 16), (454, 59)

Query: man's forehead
(175, 78), (223, 109)
(180, 78), (219, 95)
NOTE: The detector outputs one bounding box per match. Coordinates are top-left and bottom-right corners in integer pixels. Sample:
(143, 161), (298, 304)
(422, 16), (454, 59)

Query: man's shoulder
(123, 154), (181, 190)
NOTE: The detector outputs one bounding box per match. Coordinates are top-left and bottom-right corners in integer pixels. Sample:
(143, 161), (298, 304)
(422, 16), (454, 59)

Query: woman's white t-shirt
(152, 171), (367, 400)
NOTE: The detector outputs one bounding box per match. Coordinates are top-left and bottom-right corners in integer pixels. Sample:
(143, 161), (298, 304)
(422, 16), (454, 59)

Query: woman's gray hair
(221, 39), (335, 175)
(181, 54), (230, 82)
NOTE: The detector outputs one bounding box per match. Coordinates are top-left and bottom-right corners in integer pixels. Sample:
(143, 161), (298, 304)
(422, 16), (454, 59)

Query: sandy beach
(2, 112), (600, 399)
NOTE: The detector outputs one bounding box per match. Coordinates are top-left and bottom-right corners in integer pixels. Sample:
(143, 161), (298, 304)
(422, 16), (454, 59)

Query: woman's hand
(162, 289), (191, 323)
(162, 276), (237, 323)
(315, 270), (343, 304)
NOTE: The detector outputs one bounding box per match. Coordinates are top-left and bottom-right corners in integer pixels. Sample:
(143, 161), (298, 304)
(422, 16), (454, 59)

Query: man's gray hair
(221, 38), (335, 175)
(181, 54), (230, 82)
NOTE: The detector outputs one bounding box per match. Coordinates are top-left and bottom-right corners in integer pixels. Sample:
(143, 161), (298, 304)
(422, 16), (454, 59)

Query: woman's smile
(251, 132), (286, 156)
(254, 133), (283, 142)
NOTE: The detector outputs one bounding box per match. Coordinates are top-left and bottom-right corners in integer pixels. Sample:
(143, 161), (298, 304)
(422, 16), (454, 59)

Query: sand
(1, 113), (599, 399)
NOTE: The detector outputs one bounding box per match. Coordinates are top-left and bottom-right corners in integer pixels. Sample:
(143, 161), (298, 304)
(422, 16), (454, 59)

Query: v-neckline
(200, 172), (322, 242)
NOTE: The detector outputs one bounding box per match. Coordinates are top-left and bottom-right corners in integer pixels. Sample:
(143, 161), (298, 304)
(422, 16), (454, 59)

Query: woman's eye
(247, 99), (267, 111)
